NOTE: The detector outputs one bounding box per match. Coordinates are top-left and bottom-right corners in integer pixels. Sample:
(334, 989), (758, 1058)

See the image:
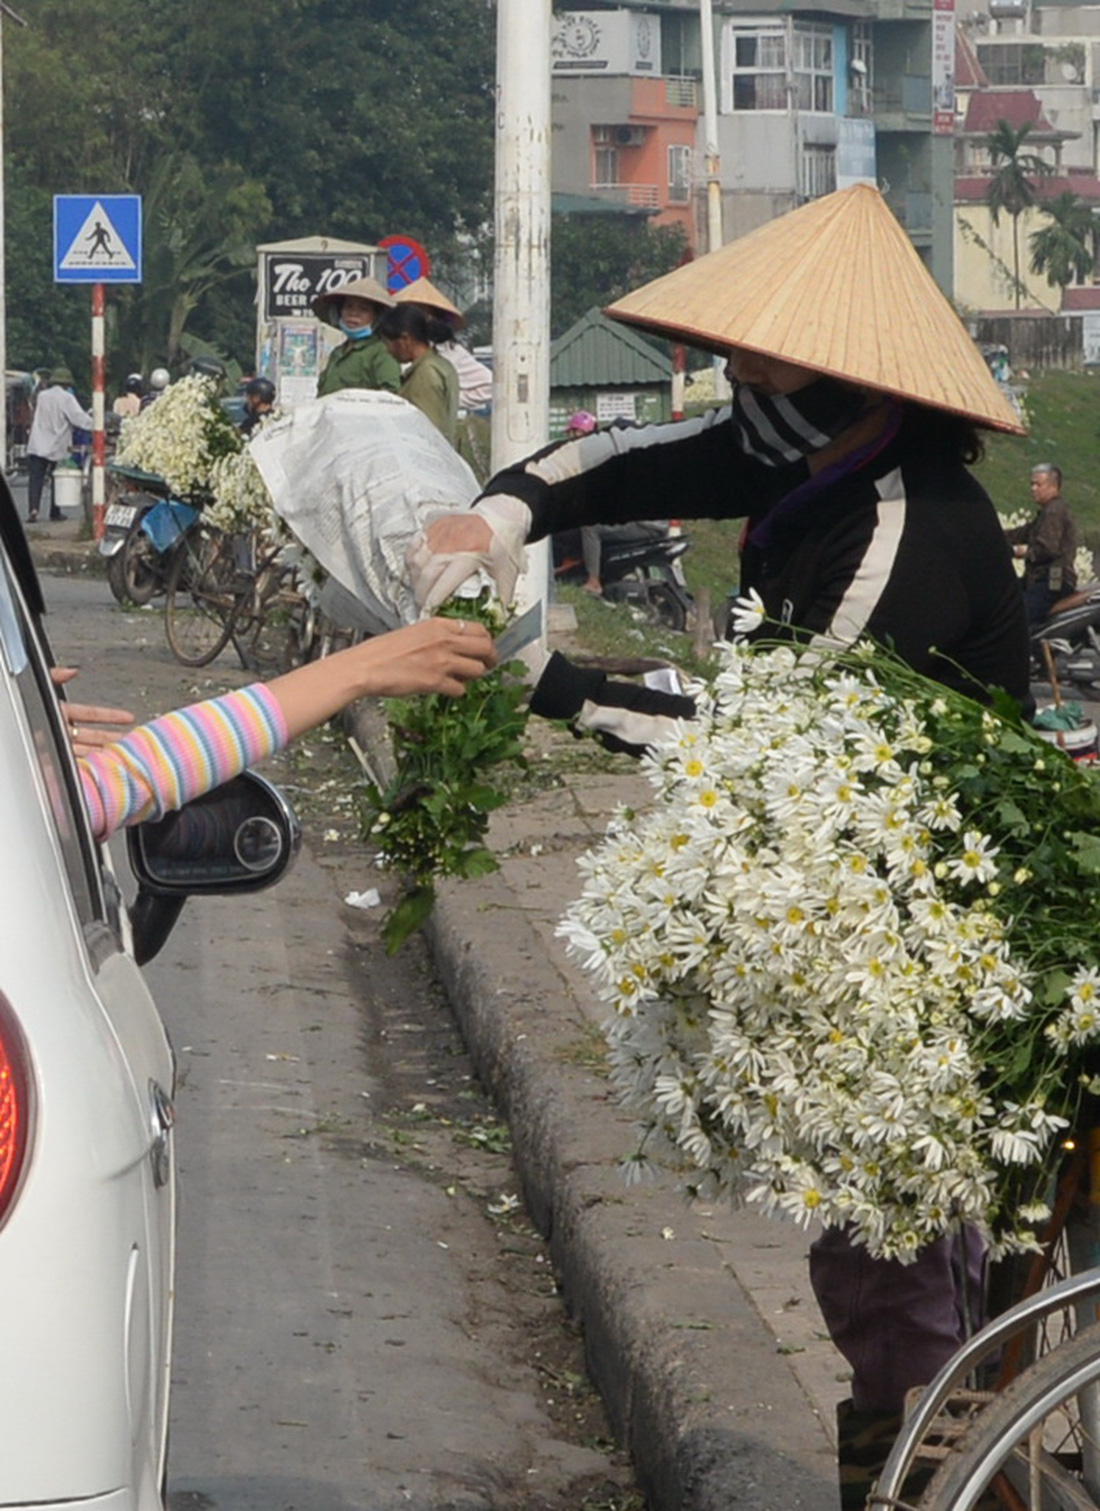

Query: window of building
(794, 24), (834, 112)
(668, 144), (692, 203)
(975, 42), (1046, 87)
(730, 25), (788, 111)
(592, 127), (620, 185)
(800, 143), (837, 199)
(728, 20), (835, 113)
(850, 23), (873, 115)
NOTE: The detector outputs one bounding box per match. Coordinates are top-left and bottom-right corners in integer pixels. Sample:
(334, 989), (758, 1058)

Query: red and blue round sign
(379, 234), (431, 292)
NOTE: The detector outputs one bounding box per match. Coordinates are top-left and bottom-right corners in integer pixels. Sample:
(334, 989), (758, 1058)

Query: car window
(0, 553), (103, 929)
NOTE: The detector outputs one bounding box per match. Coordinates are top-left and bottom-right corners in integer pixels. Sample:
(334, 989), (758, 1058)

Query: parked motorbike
(552, 526), (693, 632)
(101, 462), (201, 606)
(1029, 582), (1100, 692)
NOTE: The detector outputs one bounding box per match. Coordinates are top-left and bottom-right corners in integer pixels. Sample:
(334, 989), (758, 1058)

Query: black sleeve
(529, 651), (696, 758)
(478, 410), (802, 541)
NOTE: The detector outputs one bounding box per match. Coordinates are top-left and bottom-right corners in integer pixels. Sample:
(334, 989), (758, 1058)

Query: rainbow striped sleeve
(78, 683), (289, 842)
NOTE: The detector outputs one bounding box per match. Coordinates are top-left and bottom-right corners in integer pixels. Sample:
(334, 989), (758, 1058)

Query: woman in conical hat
(410, 183), (1027, 701)
(394, 276), (493, 414)
(313, 274), (401, 398)
(407, 184), (1030, 1500)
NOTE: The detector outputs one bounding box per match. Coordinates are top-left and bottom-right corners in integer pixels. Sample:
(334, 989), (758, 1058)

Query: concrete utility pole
(0, 3), (27, 469)
(698, 0), (730, 401)
(492, 0), (551, 638)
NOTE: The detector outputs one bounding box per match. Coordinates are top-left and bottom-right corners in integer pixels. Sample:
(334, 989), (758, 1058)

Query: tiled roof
(962, 89), (1057, 134)
(956, 172), (1100, 203)
(956, 32), (989, 90)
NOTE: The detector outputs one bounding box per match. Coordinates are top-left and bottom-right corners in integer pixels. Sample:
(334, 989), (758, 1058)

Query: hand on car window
(50, 666), (135, 755)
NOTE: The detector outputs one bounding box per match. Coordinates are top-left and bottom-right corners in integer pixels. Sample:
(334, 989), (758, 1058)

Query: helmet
(149, 367), (170, 391)
(567, 410), (597, 435)
(245, 377), (276, 405)
(188, 355), (226, 382)
(124, 372), (143, 394)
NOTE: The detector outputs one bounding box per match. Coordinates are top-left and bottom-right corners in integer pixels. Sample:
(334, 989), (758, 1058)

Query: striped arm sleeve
(79, 683), (289, 842)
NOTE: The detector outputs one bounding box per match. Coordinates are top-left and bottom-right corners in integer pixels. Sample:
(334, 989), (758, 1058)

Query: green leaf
(382, 886), (437, 955)
(1068, 832), (1100, 875)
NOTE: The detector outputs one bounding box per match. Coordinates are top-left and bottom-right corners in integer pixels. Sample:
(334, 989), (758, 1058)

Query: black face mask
(728, 376), (866, 467)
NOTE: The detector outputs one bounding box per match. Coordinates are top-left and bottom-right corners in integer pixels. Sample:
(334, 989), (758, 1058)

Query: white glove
(407, 495), (532, 611)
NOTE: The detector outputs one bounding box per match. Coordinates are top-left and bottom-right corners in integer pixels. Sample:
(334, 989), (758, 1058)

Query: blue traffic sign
(54, 195), (142, 283)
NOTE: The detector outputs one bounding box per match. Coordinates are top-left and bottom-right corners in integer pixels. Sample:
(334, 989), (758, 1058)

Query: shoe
(48, 510), (63, 521)
(26, 511), (37, 523)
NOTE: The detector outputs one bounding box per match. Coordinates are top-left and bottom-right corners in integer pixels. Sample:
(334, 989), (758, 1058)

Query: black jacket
(483, 405), (1029, 708)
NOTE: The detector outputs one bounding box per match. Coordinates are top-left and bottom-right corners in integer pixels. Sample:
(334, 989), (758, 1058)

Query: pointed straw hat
(605, 183), (1024, 435)
(311, 274), (395, 328)
(394, 275), (467, 331)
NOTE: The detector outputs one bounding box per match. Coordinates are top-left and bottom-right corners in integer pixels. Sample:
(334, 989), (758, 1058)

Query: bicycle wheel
(164, 529), (238, 666)
(915, 1327), (1100, 1509)
(234, 564), (310, 674)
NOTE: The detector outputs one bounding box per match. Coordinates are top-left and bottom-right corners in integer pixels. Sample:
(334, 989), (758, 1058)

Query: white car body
(0, 540), (176, 1510)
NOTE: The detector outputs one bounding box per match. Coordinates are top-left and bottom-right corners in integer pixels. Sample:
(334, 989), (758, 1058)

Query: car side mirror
(126, 770), (301, 965)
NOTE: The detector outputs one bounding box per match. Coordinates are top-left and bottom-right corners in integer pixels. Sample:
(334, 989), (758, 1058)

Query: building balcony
(872, 75), (933, 131)
(889, 189), (934, 241)
(591, 182), (663, 209)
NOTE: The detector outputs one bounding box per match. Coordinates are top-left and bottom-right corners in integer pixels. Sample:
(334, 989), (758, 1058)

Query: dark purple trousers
(810, 1225), (986, 1412)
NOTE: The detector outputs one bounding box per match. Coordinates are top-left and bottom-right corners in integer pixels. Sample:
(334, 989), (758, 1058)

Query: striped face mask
(729, 377), (865, 467)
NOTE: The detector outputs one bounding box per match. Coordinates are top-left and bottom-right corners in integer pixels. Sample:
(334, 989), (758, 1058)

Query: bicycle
(163, 521), (315, 672)
(873, 1138), (1100, 1509)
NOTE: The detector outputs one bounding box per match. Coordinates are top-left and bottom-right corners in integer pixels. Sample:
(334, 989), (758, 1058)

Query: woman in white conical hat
(407, 183), (1031, 1507)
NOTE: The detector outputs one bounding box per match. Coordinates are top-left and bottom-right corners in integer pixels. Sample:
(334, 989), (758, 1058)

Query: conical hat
(311, 274), (395, 328)
(394, 276), (467, 331)
(606, 183), (1024, 435)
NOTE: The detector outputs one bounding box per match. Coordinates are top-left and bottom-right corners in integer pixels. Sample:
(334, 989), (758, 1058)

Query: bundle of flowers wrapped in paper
(560, 625), (1100, 1262)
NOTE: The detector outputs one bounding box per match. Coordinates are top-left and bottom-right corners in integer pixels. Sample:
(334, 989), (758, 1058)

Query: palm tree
(1030, 190), (1095, 295)
(985, 120), (1052, 307)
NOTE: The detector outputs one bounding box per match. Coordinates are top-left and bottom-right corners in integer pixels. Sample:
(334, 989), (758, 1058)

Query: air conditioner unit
(614, 125), (647, 146)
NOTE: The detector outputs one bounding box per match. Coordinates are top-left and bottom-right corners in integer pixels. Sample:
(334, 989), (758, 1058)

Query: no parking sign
(379, 234), (431, 293)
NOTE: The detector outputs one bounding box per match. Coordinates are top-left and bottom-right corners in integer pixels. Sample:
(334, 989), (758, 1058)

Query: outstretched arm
(78, 617), (497, 840)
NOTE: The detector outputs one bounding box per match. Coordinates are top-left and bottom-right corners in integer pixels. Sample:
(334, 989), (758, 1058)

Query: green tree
(3, 0), (496, 377)
(985, 120), (1051, 308)
(551, 213), (687, 338)
(1029, 190), (1095, 294)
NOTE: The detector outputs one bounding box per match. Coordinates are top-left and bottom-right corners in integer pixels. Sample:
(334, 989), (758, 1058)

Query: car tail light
(0, 994), (32, 1226)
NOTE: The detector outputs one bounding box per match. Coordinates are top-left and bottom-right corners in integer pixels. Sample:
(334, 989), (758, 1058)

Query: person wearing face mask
(405, 183), (1031, 1508)
(312, 275), (401, 397)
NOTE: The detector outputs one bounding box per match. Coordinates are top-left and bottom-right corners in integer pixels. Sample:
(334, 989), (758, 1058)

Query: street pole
(0, 4), (27, 471)
(492, 0), (551, 643)
(698, 0), (730, 400)
(699, 0), (723, 257)
(91, 282), (105, 539)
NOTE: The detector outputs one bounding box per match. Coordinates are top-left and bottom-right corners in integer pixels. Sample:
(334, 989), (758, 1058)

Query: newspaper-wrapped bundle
(248, 389), (480, 635)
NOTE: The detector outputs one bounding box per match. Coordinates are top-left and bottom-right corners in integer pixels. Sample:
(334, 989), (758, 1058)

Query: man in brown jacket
(1007, 462), (1077, 624)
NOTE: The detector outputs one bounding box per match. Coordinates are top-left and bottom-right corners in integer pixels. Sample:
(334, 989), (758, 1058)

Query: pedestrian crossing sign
(54, 195), (142, 283)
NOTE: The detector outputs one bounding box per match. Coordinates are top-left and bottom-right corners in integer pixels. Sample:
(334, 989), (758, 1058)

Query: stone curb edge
(347, 702), (833, 1511)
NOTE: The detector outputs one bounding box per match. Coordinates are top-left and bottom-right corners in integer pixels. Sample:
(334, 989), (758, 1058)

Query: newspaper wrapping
(248, 389), (481, 635)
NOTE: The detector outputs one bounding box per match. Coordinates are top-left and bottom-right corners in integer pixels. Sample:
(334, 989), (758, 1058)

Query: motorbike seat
(1050, 582), (1100, 617)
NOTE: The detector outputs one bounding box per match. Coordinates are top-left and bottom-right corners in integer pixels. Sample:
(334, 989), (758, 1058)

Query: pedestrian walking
(406, 181), (1029, 1508)
(312, 275), (400, 398)
(25, 367), (94, 523)
(1005, 462), (1077, 625)
(376, 303), (459, 444)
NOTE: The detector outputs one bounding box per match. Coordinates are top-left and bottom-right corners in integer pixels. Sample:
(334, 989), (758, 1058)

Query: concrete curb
(348, 701), (836, 1511)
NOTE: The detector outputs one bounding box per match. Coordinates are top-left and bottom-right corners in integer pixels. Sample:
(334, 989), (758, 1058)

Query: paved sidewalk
(30, 514), (846, 1509)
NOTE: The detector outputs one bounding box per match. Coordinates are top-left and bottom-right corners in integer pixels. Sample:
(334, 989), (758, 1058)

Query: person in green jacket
(312, 275), (401, 397)
(375, 303), (459, 445)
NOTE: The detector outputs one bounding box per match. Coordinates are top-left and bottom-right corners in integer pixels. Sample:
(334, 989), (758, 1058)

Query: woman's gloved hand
(407, 495), (532, 611)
